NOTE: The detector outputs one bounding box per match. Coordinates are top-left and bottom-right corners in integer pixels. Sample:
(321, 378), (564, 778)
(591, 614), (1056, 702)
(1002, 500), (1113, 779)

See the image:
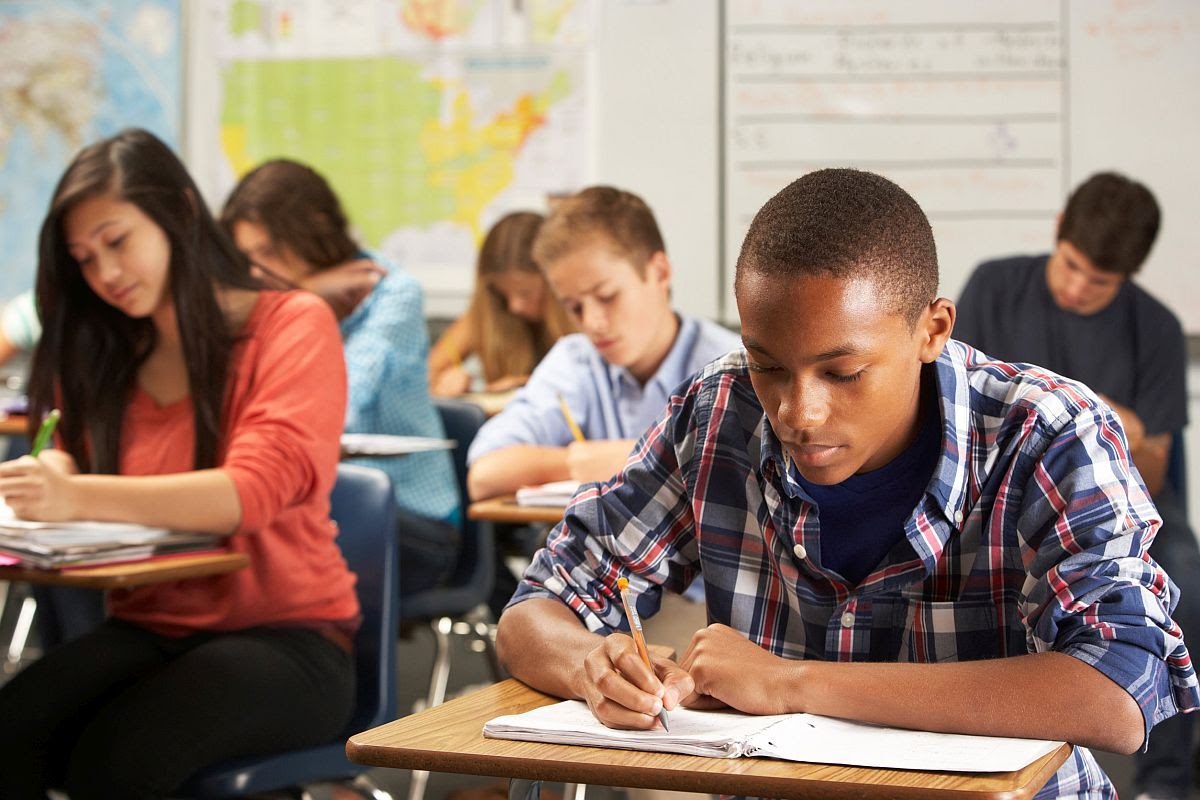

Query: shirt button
(793, 543), (807, 560)
(840, 611), (855, 628)
(954, 510), (964, 525)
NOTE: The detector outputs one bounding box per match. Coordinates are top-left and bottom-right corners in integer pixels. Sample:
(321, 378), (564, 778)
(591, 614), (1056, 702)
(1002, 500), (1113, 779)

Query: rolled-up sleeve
(509, 385), (704, 633)
(467, 337), (595, 463)
(1018, 402), (1199, 743)
(222, 293), (348, 535)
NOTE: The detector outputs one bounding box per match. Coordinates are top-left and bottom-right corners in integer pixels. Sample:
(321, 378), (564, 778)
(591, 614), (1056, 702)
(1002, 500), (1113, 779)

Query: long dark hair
(29, 128), (257, 473)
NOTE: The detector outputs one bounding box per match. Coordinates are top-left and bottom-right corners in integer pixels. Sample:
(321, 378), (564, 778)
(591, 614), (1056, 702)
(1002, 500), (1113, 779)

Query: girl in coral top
(0, 129), (359, 800)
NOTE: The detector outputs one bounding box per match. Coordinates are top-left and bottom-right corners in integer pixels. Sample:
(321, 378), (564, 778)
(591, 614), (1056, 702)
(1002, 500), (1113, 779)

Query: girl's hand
(432, 366), (472, 397)
(0, 450), (81, 521)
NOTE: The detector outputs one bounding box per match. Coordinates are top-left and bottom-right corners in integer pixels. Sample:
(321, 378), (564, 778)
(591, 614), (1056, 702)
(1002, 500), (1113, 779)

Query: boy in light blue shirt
(467, 186), (739, 501)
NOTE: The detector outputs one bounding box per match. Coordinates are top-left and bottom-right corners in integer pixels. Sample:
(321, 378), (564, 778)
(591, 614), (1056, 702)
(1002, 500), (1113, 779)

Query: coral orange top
(108, 291), (360, 637)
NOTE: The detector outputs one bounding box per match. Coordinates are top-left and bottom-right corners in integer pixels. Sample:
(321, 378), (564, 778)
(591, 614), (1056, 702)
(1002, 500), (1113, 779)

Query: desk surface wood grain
(467, 496), (565, 525)
(347, 679), (1071, 800)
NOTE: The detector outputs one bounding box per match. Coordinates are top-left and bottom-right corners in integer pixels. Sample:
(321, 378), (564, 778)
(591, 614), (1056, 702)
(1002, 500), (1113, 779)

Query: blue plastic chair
(180, 463), (399, 799)
(1167, 429), (1188, 517)
(402, 399), (501, 800)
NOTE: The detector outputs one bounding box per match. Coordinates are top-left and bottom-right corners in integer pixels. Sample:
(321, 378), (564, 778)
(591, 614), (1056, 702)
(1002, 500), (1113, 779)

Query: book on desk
(0, 507), (221, 569)
(515, 479), (581, 507)
(484, 699), (1064, 774)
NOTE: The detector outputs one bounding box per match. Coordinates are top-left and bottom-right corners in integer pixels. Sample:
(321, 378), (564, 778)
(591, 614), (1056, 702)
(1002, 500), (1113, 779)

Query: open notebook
(484, 700), (1064, 773)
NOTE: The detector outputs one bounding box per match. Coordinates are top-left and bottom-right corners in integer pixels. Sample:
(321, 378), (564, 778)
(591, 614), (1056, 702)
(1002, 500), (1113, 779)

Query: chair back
(329, 463), (400, 734)
(1167, 429), (1188, 517)
(401, 400), (495, 618)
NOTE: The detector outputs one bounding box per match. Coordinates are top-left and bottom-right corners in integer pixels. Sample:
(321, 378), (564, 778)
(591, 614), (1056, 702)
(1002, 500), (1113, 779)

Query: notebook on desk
(0, 505), (221, 569)
(484, 699), (1064, 774)
(515, 479), (581, 507)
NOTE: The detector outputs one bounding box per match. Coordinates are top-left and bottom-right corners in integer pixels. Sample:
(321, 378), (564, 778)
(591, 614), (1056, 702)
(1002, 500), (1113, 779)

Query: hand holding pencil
(617, 577), (670, 731)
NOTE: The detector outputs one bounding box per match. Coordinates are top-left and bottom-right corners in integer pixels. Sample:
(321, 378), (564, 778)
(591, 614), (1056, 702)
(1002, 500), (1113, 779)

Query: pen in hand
(30, 408), (61, 457)
(616, 576), (670, 731)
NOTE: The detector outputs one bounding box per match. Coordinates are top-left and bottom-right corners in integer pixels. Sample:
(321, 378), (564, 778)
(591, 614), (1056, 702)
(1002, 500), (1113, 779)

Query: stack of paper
(515, 480), (581, 507)
(0, 506), (220, 569)
(340, 434), (455, 457)
(484, 699), (1064, 773)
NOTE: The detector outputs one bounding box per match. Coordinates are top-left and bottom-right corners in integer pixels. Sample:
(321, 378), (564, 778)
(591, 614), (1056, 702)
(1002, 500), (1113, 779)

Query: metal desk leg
(508, 779), (541, 800)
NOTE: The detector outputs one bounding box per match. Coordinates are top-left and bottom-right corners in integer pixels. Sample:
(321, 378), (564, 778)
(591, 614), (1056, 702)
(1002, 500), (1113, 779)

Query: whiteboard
(721, 0), (1200, 332)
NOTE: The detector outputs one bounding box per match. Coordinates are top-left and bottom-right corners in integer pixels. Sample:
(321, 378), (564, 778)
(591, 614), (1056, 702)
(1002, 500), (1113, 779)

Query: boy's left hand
(678, 624), (798, 715)
(0, 450), (80, 521)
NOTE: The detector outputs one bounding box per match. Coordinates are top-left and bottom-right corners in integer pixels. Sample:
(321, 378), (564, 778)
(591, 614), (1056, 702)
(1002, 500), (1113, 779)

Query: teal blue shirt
(340, 255), (458, 523)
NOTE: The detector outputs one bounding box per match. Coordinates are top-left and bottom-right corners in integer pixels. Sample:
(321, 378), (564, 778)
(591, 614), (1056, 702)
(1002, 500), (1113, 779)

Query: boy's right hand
(580, 632), (694, 730)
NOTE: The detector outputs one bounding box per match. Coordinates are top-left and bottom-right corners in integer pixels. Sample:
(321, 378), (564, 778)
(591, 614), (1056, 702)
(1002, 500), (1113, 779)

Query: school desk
(0, 551), (249, 590)
(0, 415), (27, 437)
(0, 551), (250, 668)
(461, 389), (518, 418)
(467, 496), (566, 526)
(346, 678), (1073, 800)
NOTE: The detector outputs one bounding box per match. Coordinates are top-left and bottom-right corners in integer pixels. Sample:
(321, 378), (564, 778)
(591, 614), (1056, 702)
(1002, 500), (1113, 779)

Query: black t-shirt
(955, 254), (1187, 436)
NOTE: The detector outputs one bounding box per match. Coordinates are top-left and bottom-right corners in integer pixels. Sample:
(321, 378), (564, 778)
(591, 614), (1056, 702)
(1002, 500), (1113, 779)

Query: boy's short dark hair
(531, 185), (665, 275)
(735, 168), (938, 326)
(1057, 172), (1160, 277)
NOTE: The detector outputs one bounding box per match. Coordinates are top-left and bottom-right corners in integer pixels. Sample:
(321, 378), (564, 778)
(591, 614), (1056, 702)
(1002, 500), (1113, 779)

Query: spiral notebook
(483, 700), (1063, 773)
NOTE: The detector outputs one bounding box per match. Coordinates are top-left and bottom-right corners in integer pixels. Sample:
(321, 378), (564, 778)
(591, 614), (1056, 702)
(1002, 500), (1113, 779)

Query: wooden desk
(0, 551), (249, 590)
(461, 389), (518, 418)
(0, 415), (27, 437)
(468, 496), (565, 526)
(348, 679), (1072, 800)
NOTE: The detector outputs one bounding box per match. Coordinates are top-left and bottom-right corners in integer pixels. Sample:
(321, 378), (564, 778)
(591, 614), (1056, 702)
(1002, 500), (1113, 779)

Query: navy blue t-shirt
(790, 381), (942, 586)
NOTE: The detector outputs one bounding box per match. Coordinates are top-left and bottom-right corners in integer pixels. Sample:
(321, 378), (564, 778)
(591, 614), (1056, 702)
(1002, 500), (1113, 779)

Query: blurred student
(496, 168), (1198, 799)
(466, 186), (740, 501)
(429, 211), (574, 397)
(956, 171), (1200, 800)
(0, 129), (358, 798)
(222, 159), (460, 596)
(0, 289), (38, 367)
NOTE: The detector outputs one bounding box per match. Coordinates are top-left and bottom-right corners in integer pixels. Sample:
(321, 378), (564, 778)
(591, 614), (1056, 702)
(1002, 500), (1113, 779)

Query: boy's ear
(646, 250), (671, 287)
(917, 298), (955, 363)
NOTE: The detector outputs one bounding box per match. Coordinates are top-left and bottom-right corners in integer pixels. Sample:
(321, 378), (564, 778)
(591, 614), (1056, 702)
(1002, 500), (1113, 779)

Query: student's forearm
(467, 446), (570, 500)
(1131, 433), (1170, 497)
(68, 469), (243, 534)
(789, 652), (1143, 753)
(496, 597), (605, 700)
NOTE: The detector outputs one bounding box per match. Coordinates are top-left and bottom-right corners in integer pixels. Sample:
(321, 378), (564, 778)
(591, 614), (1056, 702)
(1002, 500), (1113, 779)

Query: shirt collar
(605, 313), (697, 393)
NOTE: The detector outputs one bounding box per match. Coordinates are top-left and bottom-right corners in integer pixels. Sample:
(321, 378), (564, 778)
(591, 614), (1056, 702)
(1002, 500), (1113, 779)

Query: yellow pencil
(617, 577), (670, 731)
(557, 393), (585, 442)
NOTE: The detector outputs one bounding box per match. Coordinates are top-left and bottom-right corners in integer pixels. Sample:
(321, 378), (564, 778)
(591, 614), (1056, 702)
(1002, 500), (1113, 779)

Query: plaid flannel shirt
(511, 341), (1199, 799)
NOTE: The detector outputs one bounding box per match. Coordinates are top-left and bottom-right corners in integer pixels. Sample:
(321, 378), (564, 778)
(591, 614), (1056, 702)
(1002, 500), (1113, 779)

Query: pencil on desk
(557, 393), (585, 442)
(617, 576), (670, 731)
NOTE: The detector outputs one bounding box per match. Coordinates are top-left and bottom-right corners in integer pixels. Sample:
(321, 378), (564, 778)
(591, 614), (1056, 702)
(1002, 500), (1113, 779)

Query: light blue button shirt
(468, 314), (741, 461)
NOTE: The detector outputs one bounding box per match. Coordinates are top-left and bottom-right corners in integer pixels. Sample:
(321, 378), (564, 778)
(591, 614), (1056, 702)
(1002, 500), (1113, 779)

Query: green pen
(30, 408), (61, 457)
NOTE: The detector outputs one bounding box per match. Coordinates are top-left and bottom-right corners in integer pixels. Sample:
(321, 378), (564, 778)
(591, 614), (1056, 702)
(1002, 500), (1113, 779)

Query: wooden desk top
(347, 679), (1072, 800)
(0, 551), (249, 589)
(0, 415), (27, 437)
(467, 496), (565, 525)
(461, 389), (518, 418)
